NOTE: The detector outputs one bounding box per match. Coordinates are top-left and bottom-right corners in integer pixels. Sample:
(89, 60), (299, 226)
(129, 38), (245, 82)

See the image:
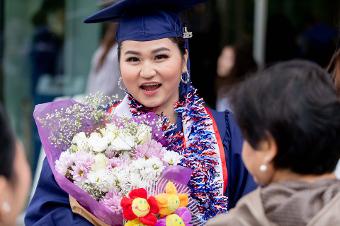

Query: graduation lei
(113, 83), (229, 221)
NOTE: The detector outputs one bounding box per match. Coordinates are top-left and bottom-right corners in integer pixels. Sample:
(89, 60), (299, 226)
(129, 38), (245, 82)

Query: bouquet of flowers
(34, 95), (202, 226)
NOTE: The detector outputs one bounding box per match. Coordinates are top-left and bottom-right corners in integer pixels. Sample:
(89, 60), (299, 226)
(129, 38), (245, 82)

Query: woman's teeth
(140, 84), (161, 91)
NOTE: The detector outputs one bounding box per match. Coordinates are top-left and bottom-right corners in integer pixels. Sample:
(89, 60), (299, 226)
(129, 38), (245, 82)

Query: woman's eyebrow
(124, 47), (170, 55)
(151, 47), (170, 54)
(124, 50), (140, 55)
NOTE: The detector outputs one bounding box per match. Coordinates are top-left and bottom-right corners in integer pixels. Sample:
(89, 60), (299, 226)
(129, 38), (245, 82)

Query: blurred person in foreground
(207, 60), (340, 226)
(215, 43), (257, 111)
(0, 105), (31, 226)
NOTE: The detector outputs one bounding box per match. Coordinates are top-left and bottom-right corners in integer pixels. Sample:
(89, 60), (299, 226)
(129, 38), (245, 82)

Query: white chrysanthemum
(88, 132), (110, 153)
(92, 153), (109, 171)
(55, 151), (75, 175)
(163, 151), (183, 166)
(72, 132), (89, 152)
(136, 124), (152, 145)
(101, 125), (118, 144)
(110, 132), (135, 151)
(112, 167), (131, 194)
(129, 158), (148, 172)
(146, 157), (165, 178)
(129, 157), (164, 184)
(86, 169), (114, 193)
(129, 172), (148, 189)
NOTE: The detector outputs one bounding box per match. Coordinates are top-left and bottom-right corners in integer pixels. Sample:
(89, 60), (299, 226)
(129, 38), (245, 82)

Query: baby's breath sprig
(37, 93), (117, 150)
(81, 182), (107, 201)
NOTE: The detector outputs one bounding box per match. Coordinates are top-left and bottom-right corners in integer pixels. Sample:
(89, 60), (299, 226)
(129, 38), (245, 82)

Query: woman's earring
(259, 164), (268, 172)
(118, 77), (127, 92)
(181, 72), (190, 84)
(1, 201), (11, 213)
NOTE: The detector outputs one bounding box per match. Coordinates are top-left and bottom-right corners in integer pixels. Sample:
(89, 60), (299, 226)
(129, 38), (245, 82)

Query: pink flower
(75, 151), (94, 168)
(108, 156), (130, 169)
(100, 190), (122, 213)
(70, 151), (94, 182)
(105, 149), (117, 159)
(71, 164), (88, 182)
(55, 151), (75, 175)
(134, 140), (166, 159)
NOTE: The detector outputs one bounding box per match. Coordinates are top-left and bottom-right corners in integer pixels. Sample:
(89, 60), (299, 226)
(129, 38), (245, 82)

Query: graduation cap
(85, 0), (206, 42)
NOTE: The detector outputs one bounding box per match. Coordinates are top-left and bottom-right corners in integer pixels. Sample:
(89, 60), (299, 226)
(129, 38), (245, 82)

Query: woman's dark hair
(117, 37), (186, 61)
(230, 60), (340, 175)
(0, 104), (16, 182)
(169, 37), (186, 56)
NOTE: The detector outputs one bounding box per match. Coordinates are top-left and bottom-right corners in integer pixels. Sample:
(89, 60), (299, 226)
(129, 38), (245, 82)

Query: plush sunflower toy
(155, 182), (188, 217)
(121, 188), (159, 226)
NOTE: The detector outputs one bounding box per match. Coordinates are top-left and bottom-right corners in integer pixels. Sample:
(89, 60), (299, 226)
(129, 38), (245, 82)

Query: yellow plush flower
(124, 219), (147, 226)
(165, 214), (185, 226)
(155, 181), (188, 217)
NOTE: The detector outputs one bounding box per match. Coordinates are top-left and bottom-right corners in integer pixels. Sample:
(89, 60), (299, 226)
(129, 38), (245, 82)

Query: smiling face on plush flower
(121, 188), (159, 225)
(166, 195), (180, 213)
(155, 182), (188, 216)
(132, 198), (150, 217)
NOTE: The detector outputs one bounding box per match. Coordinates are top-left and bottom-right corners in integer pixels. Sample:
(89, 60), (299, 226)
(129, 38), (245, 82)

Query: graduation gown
(25, 109), (256, 225)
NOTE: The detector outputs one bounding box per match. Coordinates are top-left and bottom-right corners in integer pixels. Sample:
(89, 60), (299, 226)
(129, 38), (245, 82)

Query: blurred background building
(0, 0), (339, 195)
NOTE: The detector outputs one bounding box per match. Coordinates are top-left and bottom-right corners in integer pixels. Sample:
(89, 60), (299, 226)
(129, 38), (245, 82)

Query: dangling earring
(259, 164), (268, 172)
(1, 201), (11, 213)
(118, 77), (127, 92)
(181, 72), (190, 84)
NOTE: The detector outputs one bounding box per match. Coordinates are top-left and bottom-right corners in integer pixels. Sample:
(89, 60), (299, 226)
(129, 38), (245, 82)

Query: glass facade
(2, 0), (100, 170)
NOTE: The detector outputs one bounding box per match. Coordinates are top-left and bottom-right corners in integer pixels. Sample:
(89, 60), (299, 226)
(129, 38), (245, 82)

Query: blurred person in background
(265, 13), (299, 66)
(215, 42), (257, 111)
(30, 0), (65, 102)
(85, 21), (125, 98)
(187, 1), (219, 107)
(207, 60), (340, 226)
(299, 13), (337, 68)
(30, 0), (65, 175)
(0, 104), (31, 226)
(86, 0), (125, 99)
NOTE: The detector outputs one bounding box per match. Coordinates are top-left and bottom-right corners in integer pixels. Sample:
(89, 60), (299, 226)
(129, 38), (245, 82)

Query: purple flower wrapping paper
(33, 99), (193, 226)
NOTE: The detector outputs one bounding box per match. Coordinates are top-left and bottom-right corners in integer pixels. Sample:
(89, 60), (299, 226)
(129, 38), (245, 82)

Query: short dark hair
(231, 60), (340, 175)
(169, 37), (186, 56)
(0, 104), (16, 182)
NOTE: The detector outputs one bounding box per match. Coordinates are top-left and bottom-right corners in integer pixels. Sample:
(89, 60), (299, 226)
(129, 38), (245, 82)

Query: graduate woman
(25, 0), (256, 225)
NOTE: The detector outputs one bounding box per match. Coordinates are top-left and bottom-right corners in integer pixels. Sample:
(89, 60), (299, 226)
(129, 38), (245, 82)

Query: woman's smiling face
(119, 38), (187, 113)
